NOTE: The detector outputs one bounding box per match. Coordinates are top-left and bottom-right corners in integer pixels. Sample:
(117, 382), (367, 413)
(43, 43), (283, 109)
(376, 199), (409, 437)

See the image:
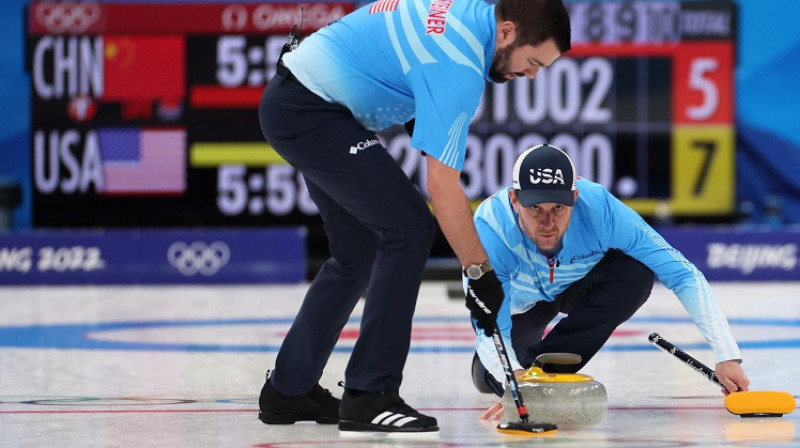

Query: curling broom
(649, 333), (796, 417)
(491, 327), (558, 435)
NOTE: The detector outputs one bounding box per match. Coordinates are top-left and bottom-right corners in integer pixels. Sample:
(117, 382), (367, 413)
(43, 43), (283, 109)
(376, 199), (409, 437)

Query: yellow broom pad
(724, 391), (796, 416)
(496, 423), (558, 436)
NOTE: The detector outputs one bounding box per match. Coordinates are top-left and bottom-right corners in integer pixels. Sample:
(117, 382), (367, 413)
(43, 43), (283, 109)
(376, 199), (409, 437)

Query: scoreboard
(27, 1), (353, 227)
(565, 0), (737, 217)
(27, 0), (737, 236)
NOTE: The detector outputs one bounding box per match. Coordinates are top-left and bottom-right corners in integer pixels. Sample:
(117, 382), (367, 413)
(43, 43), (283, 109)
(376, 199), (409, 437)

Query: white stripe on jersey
(448, 15), (485, 68)
(442, 112), (468, 167)
(399, 0), (437, 65)
(385, 13), (412, 73)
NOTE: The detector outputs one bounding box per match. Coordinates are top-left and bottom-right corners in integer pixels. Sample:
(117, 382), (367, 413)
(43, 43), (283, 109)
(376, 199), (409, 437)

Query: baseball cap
(512, 143), (576, 207)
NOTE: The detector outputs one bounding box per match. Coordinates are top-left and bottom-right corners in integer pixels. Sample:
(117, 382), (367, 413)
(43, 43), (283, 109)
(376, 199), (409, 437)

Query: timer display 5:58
(217, 164), (318, 216)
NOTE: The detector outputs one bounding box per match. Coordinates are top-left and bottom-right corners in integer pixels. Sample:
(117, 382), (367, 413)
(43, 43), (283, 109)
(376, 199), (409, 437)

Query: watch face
(467, 265), (482, 280)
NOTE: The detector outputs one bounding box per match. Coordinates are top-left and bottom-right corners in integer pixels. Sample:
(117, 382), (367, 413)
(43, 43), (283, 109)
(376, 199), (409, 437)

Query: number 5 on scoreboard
(671, 126), (735, 214)
(673, 42), (733, 125)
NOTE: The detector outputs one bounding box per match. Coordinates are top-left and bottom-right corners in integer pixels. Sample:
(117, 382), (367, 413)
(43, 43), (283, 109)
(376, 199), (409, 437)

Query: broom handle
(648, 333), (725, 389)
(491, 327), (529, 422)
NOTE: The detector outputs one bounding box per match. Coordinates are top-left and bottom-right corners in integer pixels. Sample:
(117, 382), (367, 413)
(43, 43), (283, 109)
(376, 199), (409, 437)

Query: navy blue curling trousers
(259, 66), (435, 395)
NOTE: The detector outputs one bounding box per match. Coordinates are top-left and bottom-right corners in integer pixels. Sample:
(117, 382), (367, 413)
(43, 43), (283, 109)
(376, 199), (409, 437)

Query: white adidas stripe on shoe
(372, 411), (418, 427)
(338, 390), (439, 435)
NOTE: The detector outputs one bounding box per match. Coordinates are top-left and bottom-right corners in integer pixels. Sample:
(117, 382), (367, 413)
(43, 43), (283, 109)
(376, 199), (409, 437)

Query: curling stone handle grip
(648, 333), (725, 390)
(533, 353), (582, 368)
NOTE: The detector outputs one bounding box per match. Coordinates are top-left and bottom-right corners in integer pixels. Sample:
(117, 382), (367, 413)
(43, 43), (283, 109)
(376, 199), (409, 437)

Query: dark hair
(496, 0), (571, 53)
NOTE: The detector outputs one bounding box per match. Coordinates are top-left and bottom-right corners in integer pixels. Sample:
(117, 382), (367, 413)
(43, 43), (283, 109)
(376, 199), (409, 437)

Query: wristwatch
(463, 261), (493, 280)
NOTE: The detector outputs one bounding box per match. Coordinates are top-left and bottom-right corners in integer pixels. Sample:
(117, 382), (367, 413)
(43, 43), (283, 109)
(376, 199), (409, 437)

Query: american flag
(369, 0), (400, 14)
(98, 127), (186, 195)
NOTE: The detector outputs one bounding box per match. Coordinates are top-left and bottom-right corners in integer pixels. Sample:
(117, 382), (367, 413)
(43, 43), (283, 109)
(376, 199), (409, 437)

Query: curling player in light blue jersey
(258, 0), (571, 436)
(468, 144), (751, 419)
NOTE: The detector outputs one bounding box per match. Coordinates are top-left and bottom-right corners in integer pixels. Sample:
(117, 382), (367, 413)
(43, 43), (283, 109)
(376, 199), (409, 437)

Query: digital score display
(565, 0), (737, 217)
(27, 1), (352, 228)
(27, 1), (736, 237)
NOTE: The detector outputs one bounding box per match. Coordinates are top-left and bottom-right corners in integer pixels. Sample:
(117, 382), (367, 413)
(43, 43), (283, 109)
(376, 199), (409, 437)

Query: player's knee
(401, 201), (436, 248)
(598, 250), (654, 308)
(418, 207), (436, 247)
(632, 260), (654, 296)
(618, 254), (654, 305)
(328, 233), (378, 279)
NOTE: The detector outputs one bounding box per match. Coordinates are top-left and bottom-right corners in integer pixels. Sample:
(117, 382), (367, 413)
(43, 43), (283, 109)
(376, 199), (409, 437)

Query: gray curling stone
(503, 353), (607, 430)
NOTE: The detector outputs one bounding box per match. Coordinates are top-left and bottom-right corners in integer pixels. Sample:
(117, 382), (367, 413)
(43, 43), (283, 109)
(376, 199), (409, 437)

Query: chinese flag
(104, 35), (185, 100)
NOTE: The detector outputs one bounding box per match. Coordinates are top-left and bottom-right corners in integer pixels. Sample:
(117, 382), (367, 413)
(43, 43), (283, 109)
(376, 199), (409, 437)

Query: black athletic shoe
(258, 372), (340, 424)
(339, 389), (439, 434)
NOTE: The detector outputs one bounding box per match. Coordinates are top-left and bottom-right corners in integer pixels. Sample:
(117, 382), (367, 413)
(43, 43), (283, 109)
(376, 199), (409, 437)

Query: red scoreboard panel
(27, 0), (736, 231)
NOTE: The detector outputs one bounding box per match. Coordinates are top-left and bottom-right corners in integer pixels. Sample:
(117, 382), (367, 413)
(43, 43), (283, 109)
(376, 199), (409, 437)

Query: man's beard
(488, 42), (517, 83)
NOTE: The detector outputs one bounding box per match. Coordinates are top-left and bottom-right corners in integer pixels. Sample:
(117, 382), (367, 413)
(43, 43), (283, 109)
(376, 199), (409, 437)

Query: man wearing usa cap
(469, 143), (750, 407)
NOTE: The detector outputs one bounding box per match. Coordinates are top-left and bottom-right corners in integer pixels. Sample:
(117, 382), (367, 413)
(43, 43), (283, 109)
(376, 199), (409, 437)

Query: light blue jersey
(282, 0), (496, 171)
(473, 179), (742, 384)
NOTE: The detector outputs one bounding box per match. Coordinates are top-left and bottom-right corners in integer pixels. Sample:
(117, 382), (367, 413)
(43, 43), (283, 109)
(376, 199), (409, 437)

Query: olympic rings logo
(167, 241), (231, 277)
(34, 1), (101, 34)
(221, 4), (248, 31)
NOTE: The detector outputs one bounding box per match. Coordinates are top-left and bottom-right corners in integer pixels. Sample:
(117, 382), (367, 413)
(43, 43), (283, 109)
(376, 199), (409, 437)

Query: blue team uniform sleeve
(595, 186), (742, 362)
(473, 208), (526, 384)
(405, 64), (484, 171)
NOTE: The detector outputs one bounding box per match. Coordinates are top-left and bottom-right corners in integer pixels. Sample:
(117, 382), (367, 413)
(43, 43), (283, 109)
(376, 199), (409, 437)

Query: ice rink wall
(0, 228), (305, 284)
